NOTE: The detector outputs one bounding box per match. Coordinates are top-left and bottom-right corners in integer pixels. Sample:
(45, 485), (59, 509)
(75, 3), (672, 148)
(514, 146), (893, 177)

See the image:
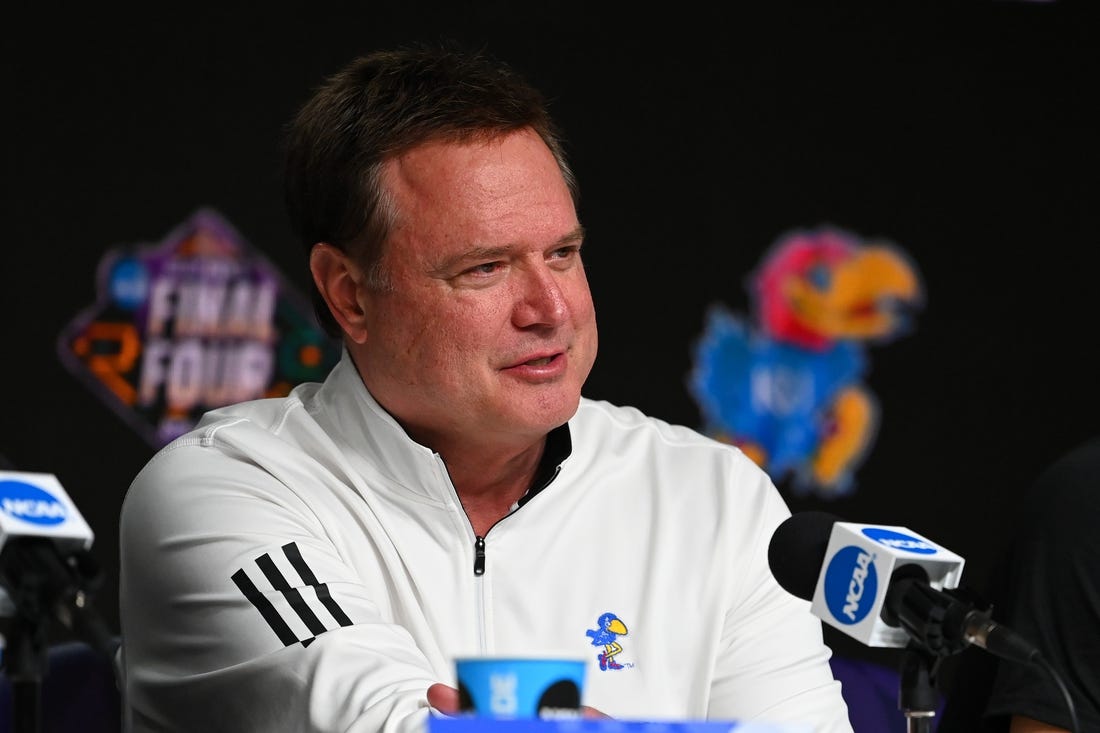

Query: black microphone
(0, 470), (120, 662)
(767, 511), (1040, 664)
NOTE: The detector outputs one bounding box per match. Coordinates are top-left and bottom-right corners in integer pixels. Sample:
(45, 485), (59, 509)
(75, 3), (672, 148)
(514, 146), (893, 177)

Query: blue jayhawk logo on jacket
(586, 612), (631, 670)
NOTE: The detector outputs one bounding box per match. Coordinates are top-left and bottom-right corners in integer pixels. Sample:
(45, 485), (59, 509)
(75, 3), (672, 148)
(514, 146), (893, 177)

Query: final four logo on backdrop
(58, 208), (340, 447)
(688, 226), (924, 498)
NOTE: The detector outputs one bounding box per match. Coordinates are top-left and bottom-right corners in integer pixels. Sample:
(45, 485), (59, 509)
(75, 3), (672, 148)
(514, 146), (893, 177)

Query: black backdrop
(4, 1), (1097, 685)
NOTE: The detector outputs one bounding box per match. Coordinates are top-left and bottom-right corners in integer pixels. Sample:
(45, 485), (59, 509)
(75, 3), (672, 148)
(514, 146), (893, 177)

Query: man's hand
(1010, 715), (1070, 733)
(427, 683), (461, 714)
(426, 683), (611, 719)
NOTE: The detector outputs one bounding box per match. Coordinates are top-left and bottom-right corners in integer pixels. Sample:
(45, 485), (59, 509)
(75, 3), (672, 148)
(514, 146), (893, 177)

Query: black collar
(517, 423), (572, 507)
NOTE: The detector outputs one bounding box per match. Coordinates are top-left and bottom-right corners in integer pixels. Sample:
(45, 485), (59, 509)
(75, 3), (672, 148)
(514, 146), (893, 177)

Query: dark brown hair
(283, 41), (578, 336)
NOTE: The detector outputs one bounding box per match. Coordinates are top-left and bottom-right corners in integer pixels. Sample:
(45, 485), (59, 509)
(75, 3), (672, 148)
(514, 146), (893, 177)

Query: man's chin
(502, 395), (580, 435)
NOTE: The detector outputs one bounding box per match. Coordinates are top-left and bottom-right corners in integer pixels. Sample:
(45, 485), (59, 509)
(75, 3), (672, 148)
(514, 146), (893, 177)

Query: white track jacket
(119, 351), (852, 733)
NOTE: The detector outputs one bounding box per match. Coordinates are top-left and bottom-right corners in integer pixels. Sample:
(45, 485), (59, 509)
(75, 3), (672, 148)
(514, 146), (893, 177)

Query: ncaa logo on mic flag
(0, 479), (68, 526)
(0, 472), (95, 554)
(862, 527), (937, 554)
(823, 546), (878, 624)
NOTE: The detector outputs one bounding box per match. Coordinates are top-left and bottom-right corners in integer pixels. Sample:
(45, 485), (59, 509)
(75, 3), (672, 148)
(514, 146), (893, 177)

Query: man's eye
(467, 262), (503, 275)
(547, 247), (581, 268)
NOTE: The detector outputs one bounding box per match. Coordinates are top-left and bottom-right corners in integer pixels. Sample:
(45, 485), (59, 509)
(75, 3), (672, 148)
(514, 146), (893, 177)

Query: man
(119, 42), (852, 732)
(939, 436), (1100, 733)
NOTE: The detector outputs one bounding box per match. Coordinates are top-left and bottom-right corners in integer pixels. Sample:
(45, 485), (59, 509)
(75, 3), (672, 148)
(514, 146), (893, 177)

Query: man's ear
(310, 243), (369, 344)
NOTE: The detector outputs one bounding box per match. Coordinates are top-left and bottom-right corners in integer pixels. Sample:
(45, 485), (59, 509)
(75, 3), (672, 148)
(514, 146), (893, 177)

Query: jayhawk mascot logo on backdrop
(689, 226), (923, 497)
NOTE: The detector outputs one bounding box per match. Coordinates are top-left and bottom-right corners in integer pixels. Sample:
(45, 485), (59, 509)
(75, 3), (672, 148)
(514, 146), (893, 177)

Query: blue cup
(454, 656), (586, 719)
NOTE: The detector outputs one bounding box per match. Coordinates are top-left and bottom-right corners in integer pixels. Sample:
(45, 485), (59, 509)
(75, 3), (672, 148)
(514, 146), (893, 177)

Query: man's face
(354, 128), (598, 451)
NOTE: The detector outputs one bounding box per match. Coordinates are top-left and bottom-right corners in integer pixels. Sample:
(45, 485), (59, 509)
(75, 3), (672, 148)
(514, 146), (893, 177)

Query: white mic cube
(0, 471), (95, 553)
(810, 522), (965, 647)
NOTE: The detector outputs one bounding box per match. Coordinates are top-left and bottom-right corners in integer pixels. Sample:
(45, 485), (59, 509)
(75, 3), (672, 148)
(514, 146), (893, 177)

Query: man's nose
(513, 266), (568, 328)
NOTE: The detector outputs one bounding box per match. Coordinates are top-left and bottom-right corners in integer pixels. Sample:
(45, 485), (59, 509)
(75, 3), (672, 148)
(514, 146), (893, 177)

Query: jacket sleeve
(706, 461), (854, 733)
(119, 437), (438, 733)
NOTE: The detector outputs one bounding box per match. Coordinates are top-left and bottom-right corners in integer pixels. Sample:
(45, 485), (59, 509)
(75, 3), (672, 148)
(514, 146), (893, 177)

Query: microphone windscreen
(767, 510), (841, 600)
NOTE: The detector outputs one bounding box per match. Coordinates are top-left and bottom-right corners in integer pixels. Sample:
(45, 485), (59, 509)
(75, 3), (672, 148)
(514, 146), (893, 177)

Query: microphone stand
(885, 575), (987, 733)
(898, 642), (941, 733)
(0, 537), (118, 733)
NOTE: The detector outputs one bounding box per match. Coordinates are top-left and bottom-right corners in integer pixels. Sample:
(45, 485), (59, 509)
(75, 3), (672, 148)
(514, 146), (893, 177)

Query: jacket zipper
(473, 535), (486, 576)
(469, 465), (563, 577)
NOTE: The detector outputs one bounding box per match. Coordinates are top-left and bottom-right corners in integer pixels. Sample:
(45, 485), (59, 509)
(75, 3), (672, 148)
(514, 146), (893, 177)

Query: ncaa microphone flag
(811, 522), (964, 647)
(0, 471), (95, 552)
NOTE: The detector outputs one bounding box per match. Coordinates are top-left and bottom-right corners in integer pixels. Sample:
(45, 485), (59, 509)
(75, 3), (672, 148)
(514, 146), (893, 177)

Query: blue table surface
(429, 717), (812, 733)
